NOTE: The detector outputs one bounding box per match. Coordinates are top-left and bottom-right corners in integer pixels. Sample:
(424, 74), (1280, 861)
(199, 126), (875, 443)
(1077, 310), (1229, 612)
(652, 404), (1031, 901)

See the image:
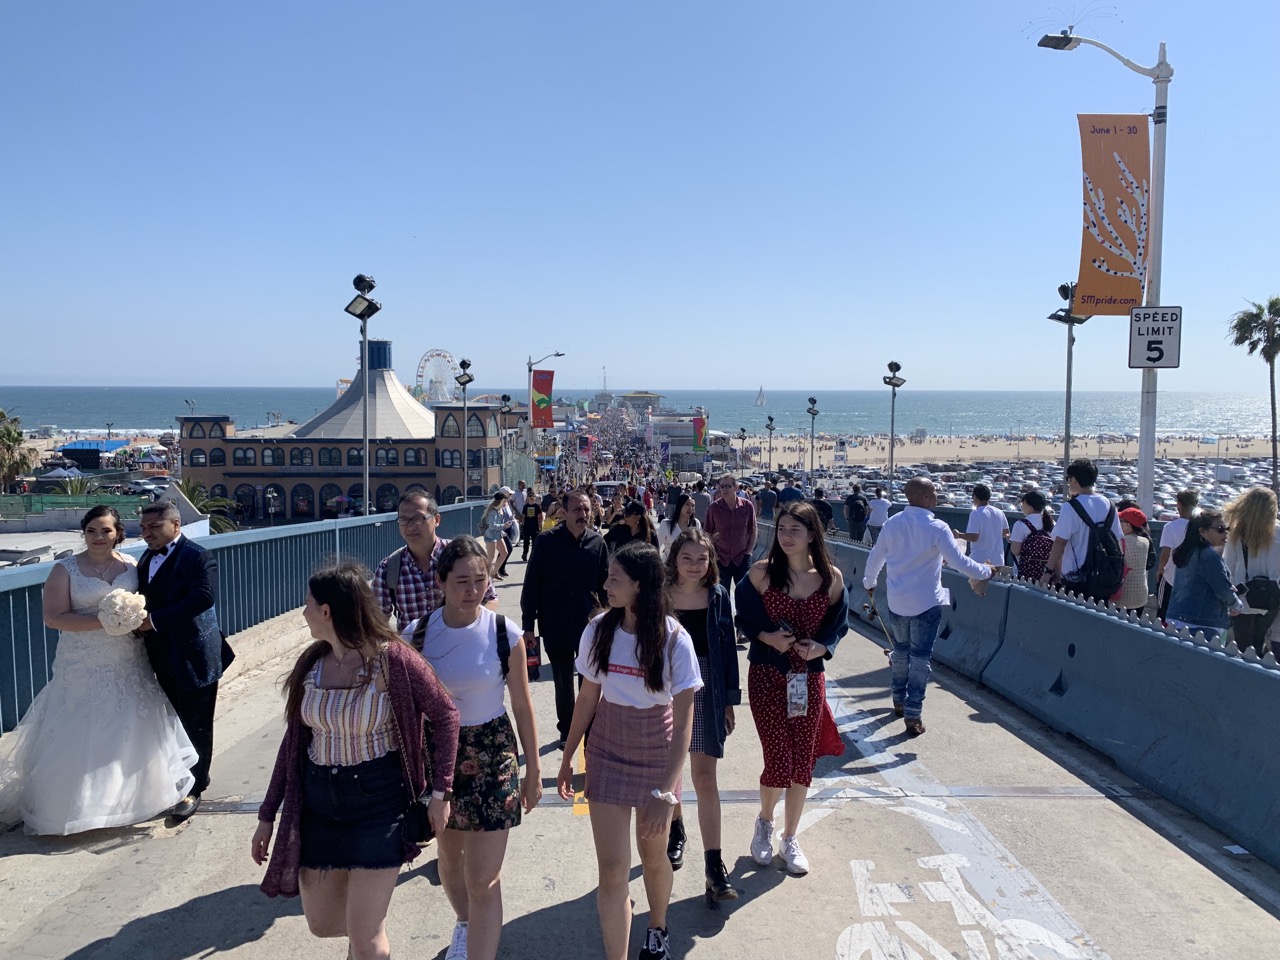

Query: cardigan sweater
(257, 641), (460, 898)
(735, 574), (849, 674)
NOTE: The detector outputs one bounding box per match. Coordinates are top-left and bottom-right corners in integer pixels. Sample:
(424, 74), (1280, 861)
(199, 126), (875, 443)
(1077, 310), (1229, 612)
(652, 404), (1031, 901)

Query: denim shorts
(300, 751), (407, 870)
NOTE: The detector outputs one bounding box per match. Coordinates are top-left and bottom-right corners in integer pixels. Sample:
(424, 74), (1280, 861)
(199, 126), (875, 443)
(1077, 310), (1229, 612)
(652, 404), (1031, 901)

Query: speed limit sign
(1129, 306), (1182, 369)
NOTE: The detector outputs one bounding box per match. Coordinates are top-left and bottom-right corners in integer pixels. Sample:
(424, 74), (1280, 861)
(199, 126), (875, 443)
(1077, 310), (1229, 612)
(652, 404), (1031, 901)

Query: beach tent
(42, 467), (83, 479)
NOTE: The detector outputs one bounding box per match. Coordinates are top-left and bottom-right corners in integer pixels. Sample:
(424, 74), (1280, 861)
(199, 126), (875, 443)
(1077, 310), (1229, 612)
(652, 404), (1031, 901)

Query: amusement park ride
(414, 349), (463, 403)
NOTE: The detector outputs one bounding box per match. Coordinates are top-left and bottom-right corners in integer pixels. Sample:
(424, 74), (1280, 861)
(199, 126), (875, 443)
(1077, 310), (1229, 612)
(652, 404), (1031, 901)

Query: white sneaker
(781, 835), (809, 875)
(445, 920), (468, 960)
(750, 816), (775, 865)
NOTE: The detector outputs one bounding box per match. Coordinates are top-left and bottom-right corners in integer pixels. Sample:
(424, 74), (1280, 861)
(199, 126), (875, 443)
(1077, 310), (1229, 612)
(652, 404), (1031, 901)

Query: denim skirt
(300, 751), (407, 870)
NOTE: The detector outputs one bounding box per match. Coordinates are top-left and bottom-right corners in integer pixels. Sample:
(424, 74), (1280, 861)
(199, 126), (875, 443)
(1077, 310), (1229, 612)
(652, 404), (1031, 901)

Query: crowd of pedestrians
(8, 456), (1280, 960)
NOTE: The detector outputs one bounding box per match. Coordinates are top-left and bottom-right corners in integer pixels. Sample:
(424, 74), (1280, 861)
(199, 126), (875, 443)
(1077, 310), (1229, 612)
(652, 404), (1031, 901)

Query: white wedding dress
(0, 556), (197, 834)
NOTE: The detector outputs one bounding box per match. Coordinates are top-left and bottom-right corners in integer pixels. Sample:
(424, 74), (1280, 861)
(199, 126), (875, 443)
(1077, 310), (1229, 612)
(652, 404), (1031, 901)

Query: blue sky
(2, 1), (1276, 394)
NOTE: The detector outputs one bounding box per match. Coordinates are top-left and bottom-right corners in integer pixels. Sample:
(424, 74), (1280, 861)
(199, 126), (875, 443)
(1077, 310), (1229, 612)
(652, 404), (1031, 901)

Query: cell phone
(776, 618), (795, 634)
(1235, 582), (1249, 596)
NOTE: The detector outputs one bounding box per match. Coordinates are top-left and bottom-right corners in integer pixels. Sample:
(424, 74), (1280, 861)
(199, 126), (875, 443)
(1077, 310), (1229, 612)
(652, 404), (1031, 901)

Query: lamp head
(1058, 282), (1074, 302)
(344, 294), (382, 322)
(883, 374), (907, 388)
(1038, 32), (1082, 51)
(459, 358), (471, 372)
(887, 361), (901, 375)
(352, 274), (376, 295)
(807, 396), (818, 406)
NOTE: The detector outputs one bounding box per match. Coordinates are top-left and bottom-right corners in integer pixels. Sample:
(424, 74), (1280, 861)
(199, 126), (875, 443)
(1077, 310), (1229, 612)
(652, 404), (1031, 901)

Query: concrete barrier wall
(826, 532), (1280, 870)
(987, 585), (1280, 869)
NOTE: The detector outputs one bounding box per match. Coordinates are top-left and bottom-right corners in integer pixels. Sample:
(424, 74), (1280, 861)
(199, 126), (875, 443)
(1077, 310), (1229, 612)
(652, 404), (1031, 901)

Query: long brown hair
(664, 528), (719, 589)
(590, 542), (670, 692)
(283, 562), (405, 722)
(766, 501), (834, 595)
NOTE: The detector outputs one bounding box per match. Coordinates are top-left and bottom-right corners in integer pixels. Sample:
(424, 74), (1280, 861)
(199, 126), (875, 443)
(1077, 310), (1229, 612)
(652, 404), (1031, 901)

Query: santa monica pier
(1, 339), (1278, 959)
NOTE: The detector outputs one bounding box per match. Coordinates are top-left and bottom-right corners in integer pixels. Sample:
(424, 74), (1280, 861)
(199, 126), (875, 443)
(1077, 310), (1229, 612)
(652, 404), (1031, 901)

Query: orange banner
(1075, 114), (1150, 315)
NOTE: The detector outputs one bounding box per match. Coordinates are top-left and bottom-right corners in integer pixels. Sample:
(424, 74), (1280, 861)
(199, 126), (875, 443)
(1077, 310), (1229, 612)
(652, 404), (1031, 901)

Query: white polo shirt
(863, 505), (993, 617)
(966, 504), (1010, 565)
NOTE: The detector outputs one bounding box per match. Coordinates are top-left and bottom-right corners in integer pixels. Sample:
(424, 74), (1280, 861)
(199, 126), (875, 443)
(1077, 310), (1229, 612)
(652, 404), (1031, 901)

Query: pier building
(178, 340), (503, 520)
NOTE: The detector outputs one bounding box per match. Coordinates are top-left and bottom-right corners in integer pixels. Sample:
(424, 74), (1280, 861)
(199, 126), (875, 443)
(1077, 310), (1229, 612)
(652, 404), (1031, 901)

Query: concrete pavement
(2, 555), (1279, 959)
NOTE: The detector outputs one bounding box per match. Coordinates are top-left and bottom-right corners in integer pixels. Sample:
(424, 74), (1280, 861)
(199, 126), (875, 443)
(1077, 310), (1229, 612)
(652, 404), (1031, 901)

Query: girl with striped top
(251, 563), (460, 960)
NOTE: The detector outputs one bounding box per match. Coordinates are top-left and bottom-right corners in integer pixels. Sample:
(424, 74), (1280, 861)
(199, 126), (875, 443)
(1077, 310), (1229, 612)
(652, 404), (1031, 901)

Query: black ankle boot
(704, 850), (738, 905)
(666, 817), (686, 870)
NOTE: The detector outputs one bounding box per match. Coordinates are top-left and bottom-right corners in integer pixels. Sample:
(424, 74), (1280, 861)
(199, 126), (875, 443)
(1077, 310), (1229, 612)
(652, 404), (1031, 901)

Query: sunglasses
(1209, 525), (1228, 533)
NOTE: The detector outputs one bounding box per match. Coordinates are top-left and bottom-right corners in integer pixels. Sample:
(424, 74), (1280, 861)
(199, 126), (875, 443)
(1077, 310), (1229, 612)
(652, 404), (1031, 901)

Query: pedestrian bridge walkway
(2, 512), (1280, 959)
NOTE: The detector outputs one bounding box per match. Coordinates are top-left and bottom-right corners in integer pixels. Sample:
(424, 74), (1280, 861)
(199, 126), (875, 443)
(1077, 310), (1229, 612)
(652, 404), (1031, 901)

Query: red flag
(531, 370), (555, 428)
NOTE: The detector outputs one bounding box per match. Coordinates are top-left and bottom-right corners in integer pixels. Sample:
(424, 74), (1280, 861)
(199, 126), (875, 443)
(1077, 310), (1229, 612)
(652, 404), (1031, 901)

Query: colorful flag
(531, 370), (555, 428)
(692, 417), (707, 453)
(1075, 114), (1151, 315)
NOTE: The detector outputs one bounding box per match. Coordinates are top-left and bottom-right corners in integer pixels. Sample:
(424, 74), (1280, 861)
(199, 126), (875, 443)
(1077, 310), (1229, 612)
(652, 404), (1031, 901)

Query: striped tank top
(301, 654), (395, 766)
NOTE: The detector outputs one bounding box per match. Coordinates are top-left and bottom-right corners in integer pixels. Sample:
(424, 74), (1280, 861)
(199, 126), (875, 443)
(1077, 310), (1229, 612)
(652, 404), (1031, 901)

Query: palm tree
(54, 476), (99, 495)
(0, 408), (40, 495)
(176, 477), (238, 534)
(1227, 296), (1280, 493)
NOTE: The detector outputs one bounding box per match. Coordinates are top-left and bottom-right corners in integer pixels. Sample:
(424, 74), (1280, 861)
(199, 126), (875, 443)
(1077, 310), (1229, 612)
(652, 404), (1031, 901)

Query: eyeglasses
(397, 515), (435, 528)
(1209, 525), (1228, 533)
(718, 483), (736, 490)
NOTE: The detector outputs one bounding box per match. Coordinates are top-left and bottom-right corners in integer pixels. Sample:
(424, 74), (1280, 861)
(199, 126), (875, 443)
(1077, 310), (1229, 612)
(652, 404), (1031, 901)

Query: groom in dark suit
(137, 501), (234, 822)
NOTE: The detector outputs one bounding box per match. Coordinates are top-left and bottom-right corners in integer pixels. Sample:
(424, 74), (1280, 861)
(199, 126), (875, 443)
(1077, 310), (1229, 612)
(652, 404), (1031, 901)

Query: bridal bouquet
(99, 589), (148, 636)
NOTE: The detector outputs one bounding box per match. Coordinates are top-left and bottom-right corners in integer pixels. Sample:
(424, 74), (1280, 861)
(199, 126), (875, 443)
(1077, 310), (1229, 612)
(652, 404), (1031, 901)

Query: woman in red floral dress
(735, 501), (847, 877)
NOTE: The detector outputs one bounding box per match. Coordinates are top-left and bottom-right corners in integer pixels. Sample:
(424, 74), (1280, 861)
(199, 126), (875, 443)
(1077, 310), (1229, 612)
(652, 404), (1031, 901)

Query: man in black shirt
(521, 489), (609, 747)
(809, 488), (835, 531)
(844, 484), (870, 544)
(520, 494), (543, 560)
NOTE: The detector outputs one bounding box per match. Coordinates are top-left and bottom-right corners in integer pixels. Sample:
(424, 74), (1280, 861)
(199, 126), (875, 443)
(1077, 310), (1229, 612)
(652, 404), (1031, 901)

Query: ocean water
(0, 385), (1269, 439)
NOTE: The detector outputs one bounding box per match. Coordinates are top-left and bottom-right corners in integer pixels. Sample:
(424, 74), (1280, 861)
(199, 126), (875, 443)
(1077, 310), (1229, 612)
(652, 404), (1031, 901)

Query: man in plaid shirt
(373, 492), (498, 629)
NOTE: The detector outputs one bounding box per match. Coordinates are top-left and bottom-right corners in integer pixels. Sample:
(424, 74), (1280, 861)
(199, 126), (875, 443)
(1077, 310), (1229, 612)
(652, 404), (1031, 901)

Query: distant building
(179, 340), (503, 521)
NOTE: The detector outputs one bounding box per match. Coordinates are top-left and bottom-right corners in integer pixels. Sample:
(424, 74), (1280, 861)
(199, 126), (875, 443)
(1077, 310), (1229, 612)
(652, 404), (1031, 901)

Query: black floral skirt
(448, 713), (522, 832)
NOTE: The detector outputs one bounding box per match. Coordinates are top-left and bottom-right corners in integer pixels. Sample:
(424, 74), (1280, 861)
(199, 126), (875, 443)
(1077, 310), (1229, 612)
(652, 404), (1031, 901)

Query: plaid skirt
(585, 697), (678, 807)
(689, 655), (715, 758)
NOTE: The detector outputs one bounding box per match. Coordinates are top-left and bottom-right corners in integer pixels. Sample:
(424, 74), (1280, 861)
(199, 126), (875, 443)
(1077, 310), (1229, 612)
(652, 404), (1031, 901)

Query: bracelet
(431, 790), (453, 802)
(651, 788), (678, 805)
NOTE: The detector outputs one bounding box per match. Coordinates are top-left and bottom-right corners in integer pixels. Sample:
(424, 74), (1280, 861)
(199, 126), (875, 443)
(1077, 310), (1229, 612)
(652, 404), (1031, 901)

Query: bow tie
(151, 542), (174, 557)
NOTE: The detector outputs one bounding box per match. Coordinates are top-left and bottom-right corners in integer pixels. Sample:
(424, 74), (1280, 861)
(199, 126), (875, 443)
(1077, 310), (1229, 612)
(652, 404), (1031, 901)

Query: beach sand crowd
(734, 433), (1272, 472)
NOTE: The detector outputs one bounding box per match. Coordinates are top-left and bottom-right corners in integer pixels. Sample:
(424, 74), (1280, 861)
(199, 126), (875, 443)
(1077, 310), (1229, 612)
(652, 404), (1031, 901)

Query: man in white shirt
(867, 487), (892, 544)
(863, 478), (994, 736)
(953, 483), (1009, 566)
(1155, 489), (1198, 620)
(1039, 459), (1124, 598)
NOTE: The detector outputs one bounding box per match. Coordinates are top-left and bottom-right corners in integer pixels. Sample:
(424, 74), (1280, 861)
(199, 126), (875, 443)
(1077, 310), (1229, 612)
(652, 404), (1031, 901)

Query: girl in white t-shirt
(555, 542), (703, 960)
(405, 536), (541, 960)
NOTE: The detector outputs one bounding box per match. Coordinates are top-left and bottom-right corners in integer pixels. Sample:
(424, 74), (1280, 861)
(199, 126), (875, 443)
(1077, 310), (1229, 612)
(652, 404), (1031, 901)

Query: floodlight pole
(765, 416), (775, 472)
(1041, 33), (1172, 515)
(361, 318), (370, 515)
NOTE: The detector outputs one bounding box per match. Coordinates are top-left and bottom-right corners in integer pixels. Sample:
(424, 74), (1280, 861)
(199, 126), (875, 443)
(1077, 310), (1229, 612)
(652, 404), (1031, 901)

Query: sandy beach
(735, 433), (1271, 472)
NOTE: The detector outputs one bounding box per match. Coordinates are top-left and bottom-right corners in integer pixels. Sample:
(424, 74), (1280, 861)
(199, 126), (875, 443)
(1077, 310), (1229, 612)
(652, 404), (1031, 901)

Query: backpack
(1015, 518), (1054, 581)
(847, 495), (869, 524)
(1064, 499), (1125, 601)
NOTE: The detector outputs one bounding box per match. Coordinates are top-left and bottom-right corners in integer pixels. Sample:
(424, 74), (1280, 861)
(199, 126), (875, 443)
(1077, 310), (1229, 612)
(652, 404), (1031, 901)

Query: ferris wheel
(415, 349), (462, 403)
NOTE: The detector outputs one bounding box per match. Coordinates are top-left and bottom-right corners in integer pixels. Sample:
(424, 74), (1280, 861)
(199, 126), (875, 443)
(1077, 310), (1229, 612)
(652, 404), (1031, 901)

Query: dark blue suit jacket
(137, 535), (233, 690)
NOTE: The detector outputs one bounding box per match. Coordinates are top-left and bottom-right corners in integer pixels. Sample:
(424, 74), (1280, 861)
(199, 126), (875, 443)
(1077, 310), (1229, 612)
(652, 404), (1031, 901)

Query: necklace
(85, 554), (116, 582)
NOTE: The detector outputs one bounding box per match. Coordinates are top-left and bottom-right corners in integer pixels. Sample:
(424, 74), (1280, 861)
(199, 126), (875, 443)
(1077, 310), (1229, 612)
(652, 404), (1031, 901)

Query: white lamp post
(344, 274), (381, 516)
(527, 351), (565, 450)
(456, 360), (474, 502)
(765, 415), (775, 473)
(883, 363), (906, 500)
(1039, 32), (1173, 515)
(806, 398), (819, 482)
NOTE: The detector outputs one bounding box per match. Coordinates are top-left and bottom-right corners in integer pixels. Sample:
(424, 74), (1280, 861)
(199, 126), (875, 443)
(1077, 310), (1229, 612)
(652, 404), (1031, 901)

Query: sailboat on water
(754, 385), (766, 407)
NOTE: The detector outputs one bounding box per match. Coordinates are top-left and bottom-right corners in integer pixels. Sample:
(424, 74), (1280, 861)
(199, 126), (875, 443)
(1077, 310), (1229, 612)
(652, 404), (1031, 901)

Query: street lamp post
(344, 274), (381, 516)
(499, 394), (512, 487)
(883, 363), (906, 500)
(765, 415), (775, 473)
(456, 359), (475, 502)
(527, 351), (565, 450)
(105, 422), (113, 440)
(737, 427), (748, 471)
(1049, 281), (1091, 481)
(805, 397), (819, 482)
(265, 488), (279, 527)
(1039, 31), (1173, 515)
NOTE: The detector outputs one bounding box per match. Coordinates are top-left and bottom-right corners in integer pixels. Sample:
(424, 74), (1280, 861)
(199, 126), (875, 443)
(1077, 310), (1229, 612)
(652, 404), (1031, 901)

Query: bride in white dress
(0, 506), (197, 834)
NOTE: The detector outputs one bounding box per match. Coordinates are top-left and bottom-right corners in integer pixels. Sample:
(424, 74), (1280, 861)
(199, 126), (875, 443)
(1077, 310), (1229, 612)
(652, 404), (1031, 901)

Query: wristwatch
(431, 790), (454, 802)
(650, 788), (678, 805)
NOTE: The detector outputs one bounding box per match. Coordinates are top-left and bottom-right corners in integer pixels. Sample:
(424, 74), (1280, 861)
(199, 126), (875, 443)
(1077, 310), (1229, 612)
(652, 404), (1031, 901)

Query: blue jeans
(881, 605), (943, 719)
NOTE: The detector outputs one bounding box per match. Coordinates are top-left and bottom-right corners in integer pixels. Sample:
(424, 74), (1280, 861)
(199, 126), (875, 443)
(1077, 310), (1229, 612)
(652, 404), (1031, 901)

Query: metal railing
(0, 501), (486, 733)
(0, 494), (152, 519)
